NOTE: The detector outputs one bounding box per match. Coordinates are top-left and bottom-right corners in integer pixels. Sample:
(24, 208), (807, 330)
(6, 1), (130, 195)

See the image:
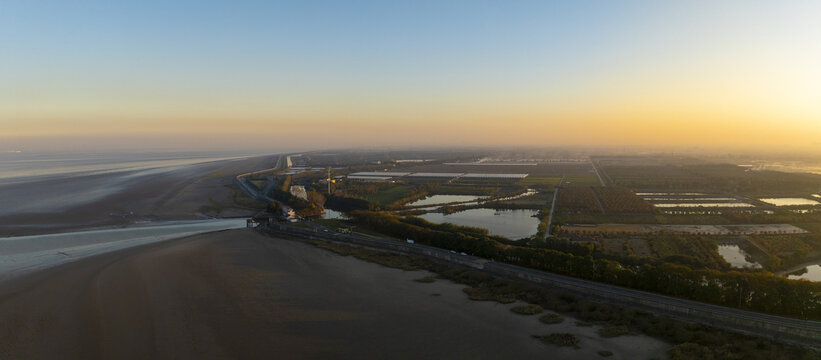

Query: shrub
(511, 304), (544, 315)
(539, 313), (565, 324)
(533, 333), (580, 348)
(599, 325), (630, 338)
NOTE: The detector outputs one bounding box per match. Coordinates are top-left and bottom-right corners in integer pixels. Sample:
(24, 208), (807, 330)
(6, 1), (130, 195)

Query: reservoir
(419, 208), (540, 240)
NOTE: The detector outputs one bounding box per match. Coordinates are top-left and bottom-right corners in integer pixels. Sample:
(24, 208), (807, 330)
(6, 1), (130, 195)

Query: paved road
(543, 176), (563, 238)
(266, 223), (821, 348)
(590, 159), (606, 187)
(234, 155), (291, 211)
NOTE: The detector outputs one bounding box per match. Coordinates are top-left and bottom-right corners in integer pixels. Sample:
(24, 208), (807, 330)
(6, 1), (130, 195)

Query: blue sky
(2, 1), (820, 151)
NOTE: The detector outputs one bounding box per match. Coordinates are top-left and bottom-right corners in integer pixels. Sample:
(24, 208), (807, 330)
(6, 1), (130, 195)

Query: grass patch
(511, 304), (544, 315)
(311, 241), (431, 271)
(311, 218), (346, 230)
(413, 276), (437, 283)
(598, 350), (614, 357)
(463, 287), (516, 304)
(539, 313), (565, 324)
(598, 325), (630, 338)
(365, 185), (414, 206)
(520, 177), (563, 187)
(532, 333), (580, 348)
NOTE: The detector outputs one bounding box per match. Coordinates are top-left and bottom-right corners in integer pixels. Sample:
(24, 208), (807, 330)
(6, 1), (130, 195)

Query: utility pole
(327, 166), (331, 194)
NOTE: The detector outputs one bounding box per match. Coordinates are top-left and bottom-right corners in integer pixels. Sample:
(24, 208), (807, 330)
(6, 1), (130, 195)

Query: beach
(0, 229), (668, 359)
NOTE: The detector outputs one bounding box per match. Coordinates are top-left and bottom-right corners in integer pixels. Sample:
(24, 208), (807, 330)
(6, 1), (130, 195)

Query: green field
(561, 176), (601, 186)
(520, 176), (563, 187)
(363, 185), (415, 206)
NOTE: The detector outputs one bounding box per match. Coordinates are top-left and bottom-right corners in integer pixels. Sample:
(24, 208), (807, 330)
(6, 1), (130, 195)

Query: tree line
(350, 211), (821, 320)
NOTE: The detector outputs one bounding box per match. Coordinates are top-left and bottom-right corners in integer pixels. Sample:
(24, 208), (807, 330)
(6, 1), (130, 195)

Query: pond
(418, 208), (540, 240)
(717, 245), (761, 269)
(406, 195), (484, 207)
(788, 265), (821, 282)
(759, 198), (820, 206)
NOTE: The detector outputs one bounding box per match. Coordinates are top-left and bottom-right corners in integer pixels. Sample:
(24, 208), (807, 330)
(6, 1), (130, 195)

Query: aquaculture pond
(406, 195), (484, 207)
(419, 208), (540, 240)
(717, 245), (761, 269)
(788, 265), (821, 282)
(653, 203), (754, 208)
(759, 198), (820, 206)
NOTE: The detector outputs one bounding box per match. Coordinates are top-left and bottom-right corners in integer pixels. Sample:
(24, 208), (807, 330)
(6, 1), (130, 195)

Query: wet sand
(0, 155), (278, 237)
(0, 229), (668, 359)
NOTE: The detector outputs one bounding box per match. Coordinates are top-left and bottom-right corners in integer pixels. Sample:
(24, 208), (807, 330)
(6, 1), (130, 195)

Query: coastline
(0, 228), (669, 359)
(0, 153), (278, 237)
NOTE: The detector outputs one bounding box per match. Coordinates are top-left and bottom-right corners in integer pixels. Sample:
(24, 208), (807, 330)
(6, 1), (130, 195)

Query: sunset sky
(2, 1), (820, 152)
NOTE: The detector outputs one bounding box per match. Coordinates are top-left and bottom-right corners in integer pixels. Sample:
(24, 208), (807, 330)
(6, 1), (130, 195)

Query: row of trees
(350, 211), (821, 320)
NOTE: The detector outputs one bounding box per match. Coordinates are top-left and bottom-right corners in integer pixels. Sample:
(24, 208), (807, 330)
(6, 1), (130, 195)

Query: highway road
(264, 223), (821, 348)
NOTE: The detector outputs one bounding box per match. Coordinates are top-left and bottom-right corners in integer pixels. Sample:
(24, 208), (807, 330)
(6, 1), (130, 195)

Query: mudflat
(0, 229), (667, 359)
(0, 155), (277, 237)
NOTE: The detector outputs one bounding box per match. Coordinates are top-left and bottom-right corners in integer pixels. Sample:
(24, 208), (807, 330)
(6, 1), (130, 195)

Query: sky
(2, 0), (820, 152)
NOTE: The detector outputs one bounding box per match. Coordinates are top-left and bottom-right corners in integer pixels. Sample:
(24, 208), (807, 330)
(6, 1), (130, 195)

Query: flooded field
(759, 198), (820, 206)
(718, 245), (761, 269)
(406, 195), (484, 207)
(419, 208), (540, 240)
(788, 265), (821, 282)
